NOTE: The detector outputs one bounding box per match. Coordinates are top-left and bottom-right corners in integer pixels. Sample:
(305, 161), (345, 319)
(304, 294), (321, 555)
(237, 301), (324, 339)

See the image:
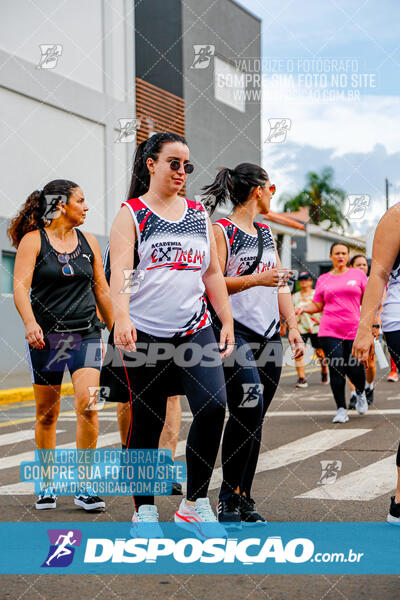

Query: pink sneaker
(174, 498), (226, 540)
(387, 371), (399, 382)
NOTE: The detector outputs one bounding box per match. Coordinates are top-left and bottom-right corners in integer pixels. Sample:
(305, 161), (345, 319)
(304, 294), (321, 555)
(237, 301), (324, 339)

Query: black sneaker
(348, 393), (357, 410)
(365, 387), (374, 405)
(240, 496), (266, 523)
(387, 496), (400, 524)
(74, 493), (105, 511)
(171, 482), (183, 495)
(217, 493), (241, 524)
(36, 488), (57, 510)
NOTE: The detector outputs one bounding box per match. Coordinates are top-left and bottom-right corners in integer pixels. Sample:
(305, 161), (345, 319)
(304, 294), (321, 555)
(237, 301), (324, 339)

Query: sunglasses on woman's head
(169, 160), (194, 174)
(57, 253), (74, 276)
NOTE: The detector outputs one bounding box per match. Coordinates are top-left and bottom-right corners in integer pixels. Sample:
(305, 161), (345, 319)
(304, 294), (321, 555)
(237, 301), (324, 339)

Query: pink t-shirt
(313, 268), (367, 340)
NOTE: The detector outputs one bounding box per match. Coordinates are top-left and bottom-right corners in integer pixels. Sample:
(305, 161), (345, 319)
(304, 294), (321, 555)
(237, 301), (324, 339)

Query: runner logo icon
(239, 383), (263, 408)
(42, 529), (82, 567)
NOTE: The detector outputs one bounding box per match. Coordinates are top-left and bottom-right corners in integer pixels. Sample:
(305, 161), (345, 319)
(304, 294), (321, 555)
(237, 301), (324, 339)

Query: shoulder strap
(240, 223), (263, 277)
(76, 229), (93, 255)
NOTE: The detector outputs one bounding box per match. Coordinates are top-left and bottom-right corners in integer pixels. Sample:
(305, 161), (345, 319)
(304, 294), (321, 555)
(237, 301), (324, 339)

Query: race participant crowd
(9, 132), (400, 528)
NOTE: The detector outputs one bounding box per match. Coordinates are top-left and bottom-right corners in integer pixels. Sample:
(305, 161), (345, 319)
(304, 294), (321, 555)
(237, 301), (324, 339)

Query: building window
(214, 57), (245, 113)
(1, 251), (16, 294)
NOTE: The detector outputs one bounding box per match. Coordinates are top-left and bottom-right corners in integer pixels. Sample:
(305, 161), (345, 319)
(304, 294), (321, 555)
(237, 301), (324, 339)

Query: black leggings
(219, 325), (282, 500)
(113, 325), (227, 508)
(384, 330), (400, 468)
(318, 336), (365, 409)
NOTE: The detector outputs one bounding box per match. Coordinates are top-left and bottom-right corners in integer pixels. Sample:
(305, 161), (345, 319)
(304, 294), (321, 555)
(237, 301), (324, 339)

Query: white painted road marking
(207, 429), (371, 490)
(0, 431), (121, 472)
(0, 429), (63, 448)
(296, 454), (397, 501)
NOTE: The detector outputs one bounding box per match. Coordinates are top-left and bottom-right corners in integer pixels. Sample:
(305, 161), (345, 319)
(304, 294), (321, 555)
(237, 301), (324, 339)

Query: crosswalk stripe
(0, 429), (62, 448)
(0, 431), (121, 473)
(206, 428), (371, 491)
(296, 454), (397, 501)
(0, 431), (122, 495)
(0, 436), (185, 496)
(264, 409), (400, 417)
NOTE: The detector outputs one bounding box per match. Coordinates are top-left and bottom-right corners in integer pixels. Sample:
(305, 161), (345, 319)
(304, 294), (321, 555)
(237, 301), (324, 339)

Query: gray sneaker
(332, 407), (349, 423)
(355, 391), (368, 415)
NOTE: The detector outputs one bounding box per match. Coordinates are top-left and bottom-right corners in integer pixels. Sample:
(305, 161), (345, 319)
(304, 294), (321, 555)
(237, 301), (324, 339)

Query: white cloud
(262, 77), (400, 156)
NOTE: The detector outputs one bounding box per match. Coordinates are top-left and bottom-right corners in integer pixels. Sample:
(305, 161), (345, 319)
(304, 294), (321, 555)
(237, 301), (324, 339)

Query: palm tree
(281, 167), (348, 230)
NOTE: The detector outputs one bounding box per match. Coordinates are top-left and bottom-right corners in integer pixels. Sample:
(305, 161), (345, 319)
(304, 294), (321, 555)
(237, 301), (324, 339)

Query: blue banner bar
(0, 522), (398, 574)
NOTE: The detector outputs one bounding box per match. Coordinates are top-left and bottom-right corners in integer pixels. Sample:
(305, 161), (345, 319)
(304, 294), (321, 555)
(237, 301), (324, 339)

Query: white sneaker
(355, 391), (368, 415)
(130, 504), (163, 538)
(175, 498), (227, 540)
(332, 407), (349, 423)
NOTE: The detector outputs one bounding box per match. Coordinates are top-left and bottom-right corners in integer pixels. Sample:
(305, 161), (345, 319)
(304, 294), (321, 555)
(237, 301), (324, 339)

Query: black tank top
(30, 228), (98, 336)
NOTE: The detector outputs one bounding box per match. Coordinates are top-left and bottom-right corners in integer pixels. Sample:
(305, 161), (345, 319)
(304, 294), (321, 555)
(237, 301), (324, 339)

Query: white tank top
(122, 197), (211, 337)
(381, 249), (400, 332)
(215, 218), (280, 338)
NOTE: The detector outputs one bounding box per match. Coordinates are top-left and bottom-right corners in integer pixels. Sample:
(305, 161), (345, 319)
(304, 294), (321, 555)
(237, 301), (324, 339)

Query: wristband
(372, 324), (380, 328)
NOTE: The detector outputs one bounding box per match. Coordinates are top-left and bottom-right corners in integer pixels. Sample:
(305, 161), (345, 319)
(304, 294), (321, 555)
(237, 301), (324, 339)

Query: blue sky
(238, 0), (400, 231)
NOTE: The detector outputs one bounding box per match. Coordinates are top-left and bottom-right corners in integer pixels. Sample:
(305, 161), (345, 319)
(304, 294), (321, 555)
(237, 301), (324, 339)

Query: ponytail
(127, 139), (151, 199)
(127, 132), (188, 199)
(201, 168), (234, 215)
(7, 179), (79, 248)
(202, 163), (269, 215)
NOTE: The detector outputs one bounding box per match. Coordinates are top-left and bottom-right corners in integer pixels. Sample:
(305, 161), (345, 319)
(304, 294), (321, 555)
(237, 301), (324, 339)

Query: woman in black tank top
(9, 179), (113, 512)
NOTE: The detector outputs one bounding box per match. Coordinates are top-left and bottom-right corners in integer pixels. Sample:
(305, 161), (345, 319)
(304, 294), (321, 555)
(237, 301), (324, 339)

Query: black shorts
(26, 333), (102, 386)
(300, 333), (321, 349)
(100, 325), (215, 403)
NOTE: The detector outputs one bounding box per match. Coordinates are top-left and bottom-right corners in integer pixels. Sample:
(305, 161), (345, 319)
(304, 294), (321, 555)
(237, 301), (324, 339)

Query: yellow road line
(0, 383), (74, 406)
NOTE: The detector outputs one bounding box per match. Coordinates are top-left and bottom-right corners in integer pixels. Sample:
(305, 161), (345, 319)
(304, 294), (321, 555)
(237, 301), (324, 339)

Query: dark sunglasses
(58, 253), (74, 276)
(169, 160), (194, 174)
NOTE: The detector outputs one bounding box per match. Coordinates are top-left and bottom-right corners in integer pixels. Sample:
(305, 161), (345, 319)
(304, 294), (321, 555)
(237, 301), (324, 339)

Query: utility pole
(385, 178), (389, 211)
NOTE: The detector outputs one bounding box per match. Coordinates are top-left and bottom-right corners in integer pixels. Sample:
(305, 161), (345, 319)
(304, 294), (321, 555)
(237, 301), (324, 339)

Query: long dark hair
(8, 179), (79, 248)
(127, 132), (188, 199)
(202, 163), (269, 214)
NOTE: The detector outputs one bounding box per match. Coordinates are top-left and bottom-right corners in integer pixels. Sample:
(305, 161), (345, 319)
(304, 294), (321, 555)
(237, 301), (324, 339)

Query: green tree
(281, 167), (348, 230)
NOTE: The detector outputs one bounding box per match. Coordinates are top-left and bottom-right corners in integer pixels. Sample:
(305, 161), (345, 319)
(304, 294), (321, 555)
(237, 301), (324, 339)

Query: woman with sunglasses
(9, 180), (113, 511)
(104, 132), (234, 530)
(202, 163), (304, 523)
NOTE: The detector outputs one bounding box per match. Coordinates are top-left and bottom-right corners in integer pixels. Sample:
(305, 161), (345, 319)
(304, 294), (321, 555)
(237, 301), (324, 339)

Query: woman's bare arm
(13, 231), (44, 348)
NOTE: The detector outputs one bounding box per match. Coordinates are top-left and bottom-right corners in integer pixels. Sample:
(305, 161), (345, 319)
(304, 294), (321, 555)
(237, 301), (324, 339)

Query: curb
(0, 383), (74, 406)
